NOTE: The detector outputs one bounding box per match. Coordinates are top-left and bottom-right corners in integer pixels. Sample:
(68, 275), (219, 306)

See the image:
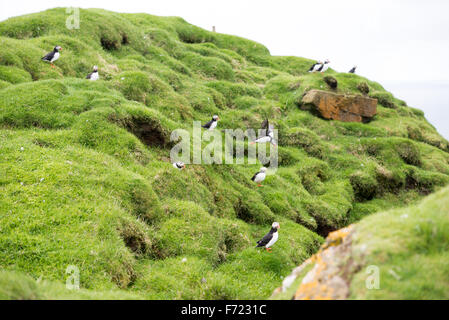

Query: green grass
(0, 7), (448, 299)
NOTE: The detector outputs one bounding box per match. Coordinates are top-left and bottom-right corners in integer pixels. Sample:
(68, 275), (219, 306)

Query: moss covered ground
(0, 8), (448, 299)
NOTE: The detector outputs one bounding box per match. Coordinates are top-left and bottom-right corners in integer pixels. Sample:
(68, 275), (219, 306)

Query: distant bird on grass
(318, 60), (330, 73)
(202, 115), (219, 130)
(308, 61), (323, 73)
(251, 167), (267, 187)
(42, 46), (62, 68)
(251, 119), (277, 147)
(256, 222), (280, 252)
(86, 66), (99, 81)
(349, 66), (357, 74)
(173, 162), (186, 170)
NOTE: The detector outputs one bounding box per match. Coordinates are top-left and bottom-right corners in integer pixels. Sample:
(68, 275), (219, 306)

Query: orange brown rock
(301, 90), (377, 122)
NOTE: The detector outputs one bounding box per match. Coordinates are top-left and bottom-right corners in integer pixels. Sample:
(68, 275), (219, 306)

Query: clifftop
(0, 8), (448, 299)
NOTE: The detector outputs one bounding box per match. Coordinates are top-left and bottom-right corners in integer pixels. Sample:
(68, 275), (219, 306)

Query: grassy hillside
(0, 8), (448, 299)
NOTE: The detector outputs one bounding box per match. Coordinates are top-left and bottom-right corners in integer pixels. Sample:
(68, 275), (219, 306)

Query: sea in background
(384, 81), (449, 140)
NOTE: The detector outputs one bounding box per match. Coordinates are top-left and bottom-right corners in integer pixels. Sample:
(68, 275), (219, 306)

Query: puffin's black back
(202, 119), (214, 129)
(260, 119), (269, 136)
(42, 50), (55, 61)
(308, 62), (318, 72)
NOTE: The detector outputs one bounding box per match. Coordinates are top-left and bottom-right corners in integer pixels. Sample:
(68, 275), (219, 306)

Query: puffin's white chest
(266, 232), (278, 248)
(254, 172), (266, 183)
(209, 121), (218, 130)
(90, 72), (99, 81)
(51, 52), (60, 62)
(321, 64), (329, 73)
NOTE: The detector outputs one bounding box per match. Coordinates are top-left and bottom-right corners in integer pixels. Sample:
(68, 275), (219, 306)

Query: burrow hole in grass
(123, 118), (168, 148)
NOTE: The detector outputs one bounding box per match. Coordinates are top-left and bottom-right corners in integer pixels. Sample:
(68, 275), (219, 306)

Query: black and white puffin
(349, 66), (357, 74)
(308, 61), (323, 73)
(251, 119), (277, 147)
(256, 222), (280, 252)
(317, 60), (330, 73)
(86, 66), (99, 81)
(202, 115), (219, 130)
(42, 46), (62, 68)
(173, 162), (186, 170)
(251, 167), (267, 187)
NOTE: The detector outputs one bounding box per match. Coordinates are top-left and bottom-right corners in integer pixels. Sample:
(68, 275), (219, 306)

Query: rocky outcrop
(272, 225), (362, 300)
(301, 90), (377, 123)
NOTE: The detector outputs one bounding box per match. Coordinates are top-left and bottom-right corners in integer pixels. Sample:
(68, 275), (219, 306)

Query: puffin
(317, 60), (330, 73)
(251, 167), (267, 187)
(349, 66), (357, 74)
(308, 61), (323, 73)
(173, 162), (186, 170)
(251, 119), (277, 147)
(202, 115), (219, 130)
(256, 222), (280, 252)
(86, 66), (99, 81)
(42, 46), (62, 68)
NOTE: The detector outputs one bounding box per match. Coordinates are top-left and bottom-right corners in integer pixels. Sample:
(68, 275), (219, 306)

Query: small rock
(20, 147), (24, 151)
(181, 258), (187, 263)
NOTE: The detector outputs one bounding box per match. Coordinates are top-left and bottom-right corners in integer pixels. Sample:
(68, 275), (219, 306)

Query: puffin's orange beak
(278, 224), (280, 229)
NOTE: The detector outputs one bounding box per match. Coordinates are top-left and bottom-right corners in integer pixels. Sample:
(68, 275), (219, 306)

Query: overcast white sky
(1, 0), (448, 138)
